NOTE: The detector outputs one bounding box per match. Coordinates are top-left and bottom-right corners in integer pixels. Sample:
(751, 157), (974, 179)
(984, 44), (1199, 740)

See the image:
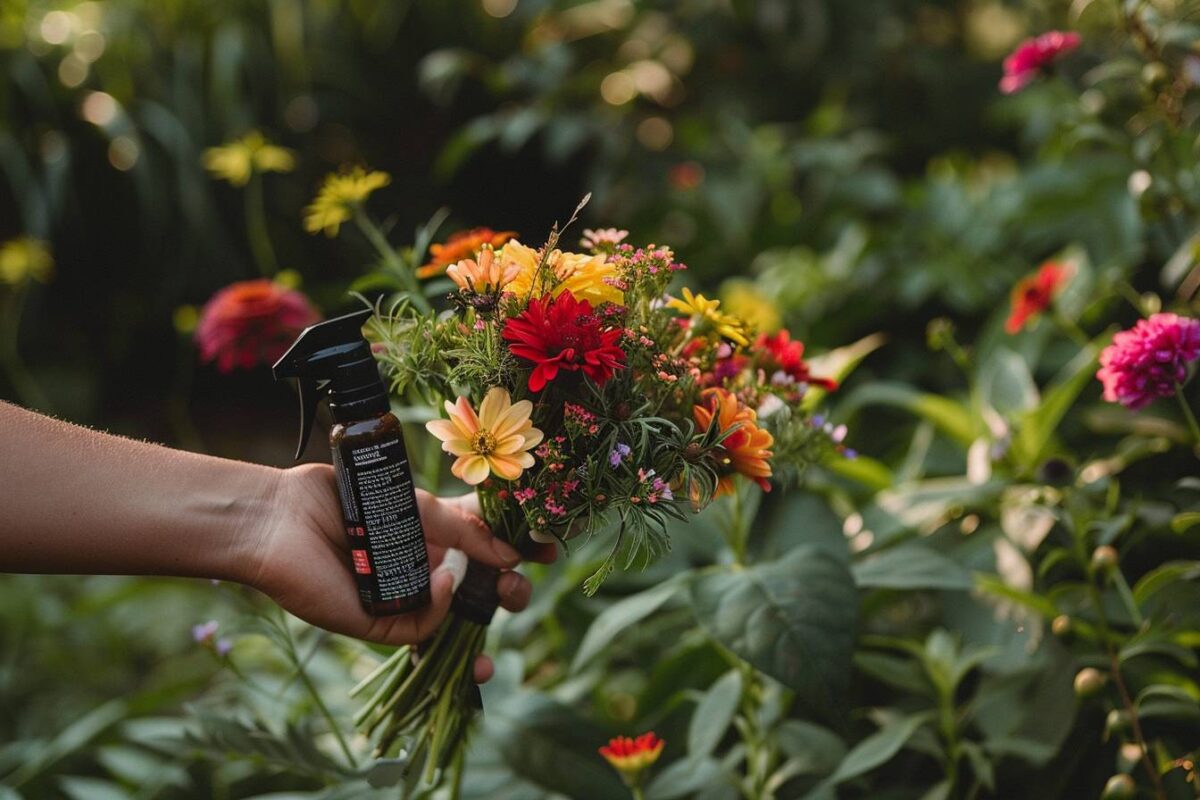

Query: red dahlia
(503, 292), (626, 392)
(195, 279), (321, 373)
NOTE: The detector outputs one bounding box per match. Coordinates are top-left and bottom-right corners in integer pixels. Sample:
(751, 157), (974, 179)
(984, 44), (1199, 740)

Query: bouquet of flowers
(344, 195), (847, 793)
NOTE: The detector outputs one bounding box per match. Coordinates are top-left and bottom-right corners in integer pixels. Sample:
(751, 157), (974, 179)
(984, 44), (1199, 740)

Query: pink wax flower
(1000, 31), (1081, 94)
(195, 279), (322, 372)
(1096, 313), (1200, 410)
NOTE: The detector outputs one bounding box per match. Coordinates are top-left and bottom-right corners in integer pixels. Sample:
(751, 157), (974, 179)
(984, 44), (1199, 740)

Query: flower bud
(1141, 62), (1170, 88)
(1116, 743), (1144, 772)
(1074, 667), (1107, 698)
(1105, 709), (1133, 738)
(1051, 615), (1072, 637)
(1091, 545), (1119, 572)
(1101, 774), (1136, 800)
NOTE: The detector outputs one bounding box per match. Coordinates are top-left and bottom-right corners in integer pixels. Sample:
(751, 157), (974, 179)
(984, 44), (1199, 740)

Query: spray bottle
(273, 309), (431, 616)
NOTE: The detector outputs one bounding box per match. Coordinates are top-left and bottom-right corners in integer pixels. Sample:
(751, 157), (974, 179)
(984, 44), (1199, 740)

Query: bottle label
(333, 435), (430, 605)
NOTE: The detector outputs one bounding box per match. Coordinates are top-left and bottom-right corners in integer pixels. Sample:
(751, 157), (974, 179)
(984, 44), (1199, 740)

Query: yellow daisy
(303, 167), (391, 237)
(0, 237), (54, 285)
(501, 240), (624, 306)
(202, 131), (295, 187)
(667, 287), (749, 346)
(425, 387), (544, 485)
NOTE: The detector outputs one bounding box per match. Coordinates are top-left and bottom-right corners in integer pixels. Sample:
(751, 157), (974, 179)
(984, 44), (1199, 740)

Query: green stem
(353, 208), (432, 313)
(1174, 385), (1200, 452)
(245, 173), (277, 277)
(278, 613), (357, 769)
(1, 284), (55, 413)
(631, 787), (646, 800)
(1053, 311), (1089, 348)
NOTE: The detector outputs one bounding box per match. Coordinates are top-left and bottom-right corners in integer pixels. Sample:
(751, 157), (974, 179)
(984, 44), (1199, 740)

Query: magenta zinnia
(1096, 313), (1200, 410)
(502, 292), (626, 392)
(195, 279), (321, 372)
(1000, 31), (1081, 94)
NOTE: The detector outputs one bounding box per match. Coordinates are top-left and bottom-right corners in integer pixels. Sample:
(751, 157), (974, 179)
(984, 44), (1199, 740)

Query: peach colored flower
(446, 246), (521, 293)
(694, 387), (774, 496)
(425, 388), (543, 485)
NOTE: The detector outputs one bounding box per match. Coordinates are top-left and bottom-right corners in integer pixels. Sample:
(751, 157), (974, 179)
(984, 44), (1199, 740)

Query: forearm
(0, 401), (279, 583)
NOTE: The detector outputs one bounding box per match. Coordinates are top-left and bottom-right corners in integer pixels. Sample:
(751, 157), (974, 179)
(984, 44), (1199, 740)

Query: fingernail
(492, 539), (520, 567)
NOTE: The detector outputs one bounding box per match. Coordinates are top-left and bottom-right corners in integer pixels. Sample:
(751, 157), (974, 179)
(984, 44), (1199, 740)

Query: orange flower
(417, 227), (517, 279)
(446, 246), (521, 293)
(694, 387), (774, 496)
(599, 732), (664, 786)
(1006, 261), (1070, 334)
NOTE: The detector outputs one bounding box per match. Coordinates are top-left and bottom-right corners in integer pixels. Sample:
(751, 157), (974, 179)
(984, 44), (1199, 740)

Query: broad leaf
(690, 547), (857, 716)
(645, 756), (727, 800)
(852, 544), (973, 591)
(807, 711), (932, 797)
(688, 670), (743, 757)
(572, 576), (686, 671)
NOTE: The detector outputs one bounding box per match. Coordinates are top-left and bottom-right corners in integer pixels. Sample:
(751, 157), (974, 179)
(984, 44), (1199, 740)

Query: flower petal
(455, 455), (491, 486)
(478, 387), (510, 430)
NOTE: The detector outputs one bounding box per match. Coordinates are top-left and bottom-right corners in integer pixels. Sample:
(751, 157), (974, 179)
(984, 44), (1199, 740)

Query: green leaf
(974, 574), (1059, 619)
(572, 576), (686, 672)
(645, 756), (727, 800)
(837, 382), (976, 446)
(1133, 561), (1200, 605)
(810, 712), (932, 795)
(852, 544), (973, 591)
(802, 333), (887, 412)
(1170, 513), (1200, 534)
(774, 720), (846, 777)
(978, 347), (1039, 417)
(688, 670), (743, 757)
(1135, 685), (1200, 722)
(690, 547), (858, 717)
(1011, 340), (1101, 466)
(822, 452), (894, 491)
(58, 778), (133, 800)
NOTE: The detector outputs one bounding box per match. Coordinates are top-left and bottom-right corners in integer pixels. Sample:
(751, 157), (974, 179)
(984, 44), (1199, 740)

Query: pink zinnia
(1000, 31), (1081, 94)
(195, 279), (321, 372)
(1096, 313), (1200, 410)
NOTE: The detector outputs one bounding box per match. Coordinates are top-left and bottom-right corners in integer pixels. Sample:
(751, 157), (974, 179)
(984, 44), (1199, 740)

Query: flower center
(471, 429), (498, 455)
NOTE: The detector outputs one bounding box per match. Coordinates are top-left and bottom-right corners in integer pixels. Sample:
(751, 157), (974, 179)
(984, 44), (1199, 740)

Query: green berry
(1101, 773), (1135, 800)
(1074, 667), (1107, 698)
(1091, 546), (1119, 572)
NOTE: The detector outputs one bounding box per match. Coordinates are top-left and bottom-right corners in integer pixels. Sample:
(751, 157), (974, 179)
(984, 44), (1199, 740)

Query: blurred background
(4, 1), (1199, 799)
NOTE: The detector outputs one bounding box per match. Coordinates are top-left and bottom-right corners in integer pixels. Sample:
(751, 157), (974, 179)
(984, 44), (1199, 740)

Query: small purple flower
(842, 448), (858, 460)
(811, 414), (825, 428)
(1097, 313), (1200, 409)
(216, 638), (234, 656)
(192, 620), (219, 644)
(609, 442), (631, 467)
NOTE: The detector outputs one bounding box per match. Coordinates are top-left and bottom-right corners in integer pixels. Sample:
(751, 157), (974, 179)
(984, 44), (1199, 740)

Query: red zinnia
(755, 331), (837, 390)
(1000, 31), (1081, 94)
(599, 732), (664, 782)
(195, 279), (321, 372)
(502, 292), (626, 392)
(1006, 261), (1069, 334)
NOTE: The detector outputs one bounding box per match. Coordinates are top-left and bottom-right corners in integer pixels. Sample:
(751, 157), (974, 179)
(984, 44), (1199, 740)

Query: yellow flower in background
(667, 287), (749, 346)
(0, 237), (54, 285)
(202, 131), (295, 187)
(501, 240), (624, 306)
(425, 387), (544, 485)
(304, 167), (391, 237)
(720, 278), (781, 334)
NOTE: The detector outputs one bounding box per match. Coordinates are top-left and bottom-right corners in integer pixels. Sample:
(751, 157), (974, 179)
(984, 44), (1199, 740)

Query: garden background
(2, 1), (1200, 799)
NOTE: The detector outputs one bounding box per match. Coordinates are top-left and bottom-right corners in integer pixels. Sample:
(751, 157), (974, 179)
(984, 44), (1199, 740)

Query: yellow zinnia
(303, 167), (391, 237)
(0, 237), (54, 285)
(719, 278), (781, 334)
(501, 240), (624, 306)
(202, 131), (295, 187)
(667, 287), (749, 346)
(425, 387), (544, 485)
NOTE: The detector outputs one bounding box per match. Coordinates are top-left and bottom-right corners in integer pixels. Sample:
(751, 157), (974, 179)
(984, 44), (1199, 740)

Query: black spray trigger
(294, 377), (327, 460)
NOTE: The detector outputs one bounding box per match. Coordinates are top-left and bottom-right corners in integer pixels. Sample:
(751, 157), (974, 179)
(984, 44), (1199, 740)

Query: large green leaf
(688, 670), (743, 757)
(571, 575), (687, 672)
(804, 711), (933, 798)
(852, 543), (973, 591)
(690, 547), (857, 716)
(837, 382), (977, 446)
(1010, 339), (1102, 466)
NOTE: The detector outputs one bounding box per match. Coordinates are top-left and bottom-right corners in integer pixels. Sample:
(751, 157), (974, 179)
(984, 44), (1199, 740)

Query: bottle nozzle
(273, 309), (387, 461)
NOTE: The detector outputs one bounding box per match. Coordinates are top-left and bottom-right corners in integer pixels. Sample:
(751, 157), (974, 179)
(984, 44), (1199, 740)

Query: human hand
(244, 464), (554, 682)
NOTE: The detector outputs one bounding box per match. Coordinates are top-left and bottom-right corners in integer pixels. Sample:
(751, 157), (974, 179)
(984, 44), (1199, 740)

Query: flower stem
(1174, 384), (1200, 453)
(244, 173), (278, 277)
(631, 786), (646, 800)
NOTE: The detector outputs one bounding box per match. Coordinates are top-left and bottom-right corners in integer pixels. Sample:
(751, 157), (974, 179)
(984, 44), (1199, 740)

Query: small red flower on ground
(503, 292), (626, 392)
(1000, 31), (1081, 94)
(600, 732), (664, 786)
(195, 279), (321, 372)
(756, 330), (837, 389)
(1006, 261), (1070, 334)
(1097, 312), (1200, 409)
